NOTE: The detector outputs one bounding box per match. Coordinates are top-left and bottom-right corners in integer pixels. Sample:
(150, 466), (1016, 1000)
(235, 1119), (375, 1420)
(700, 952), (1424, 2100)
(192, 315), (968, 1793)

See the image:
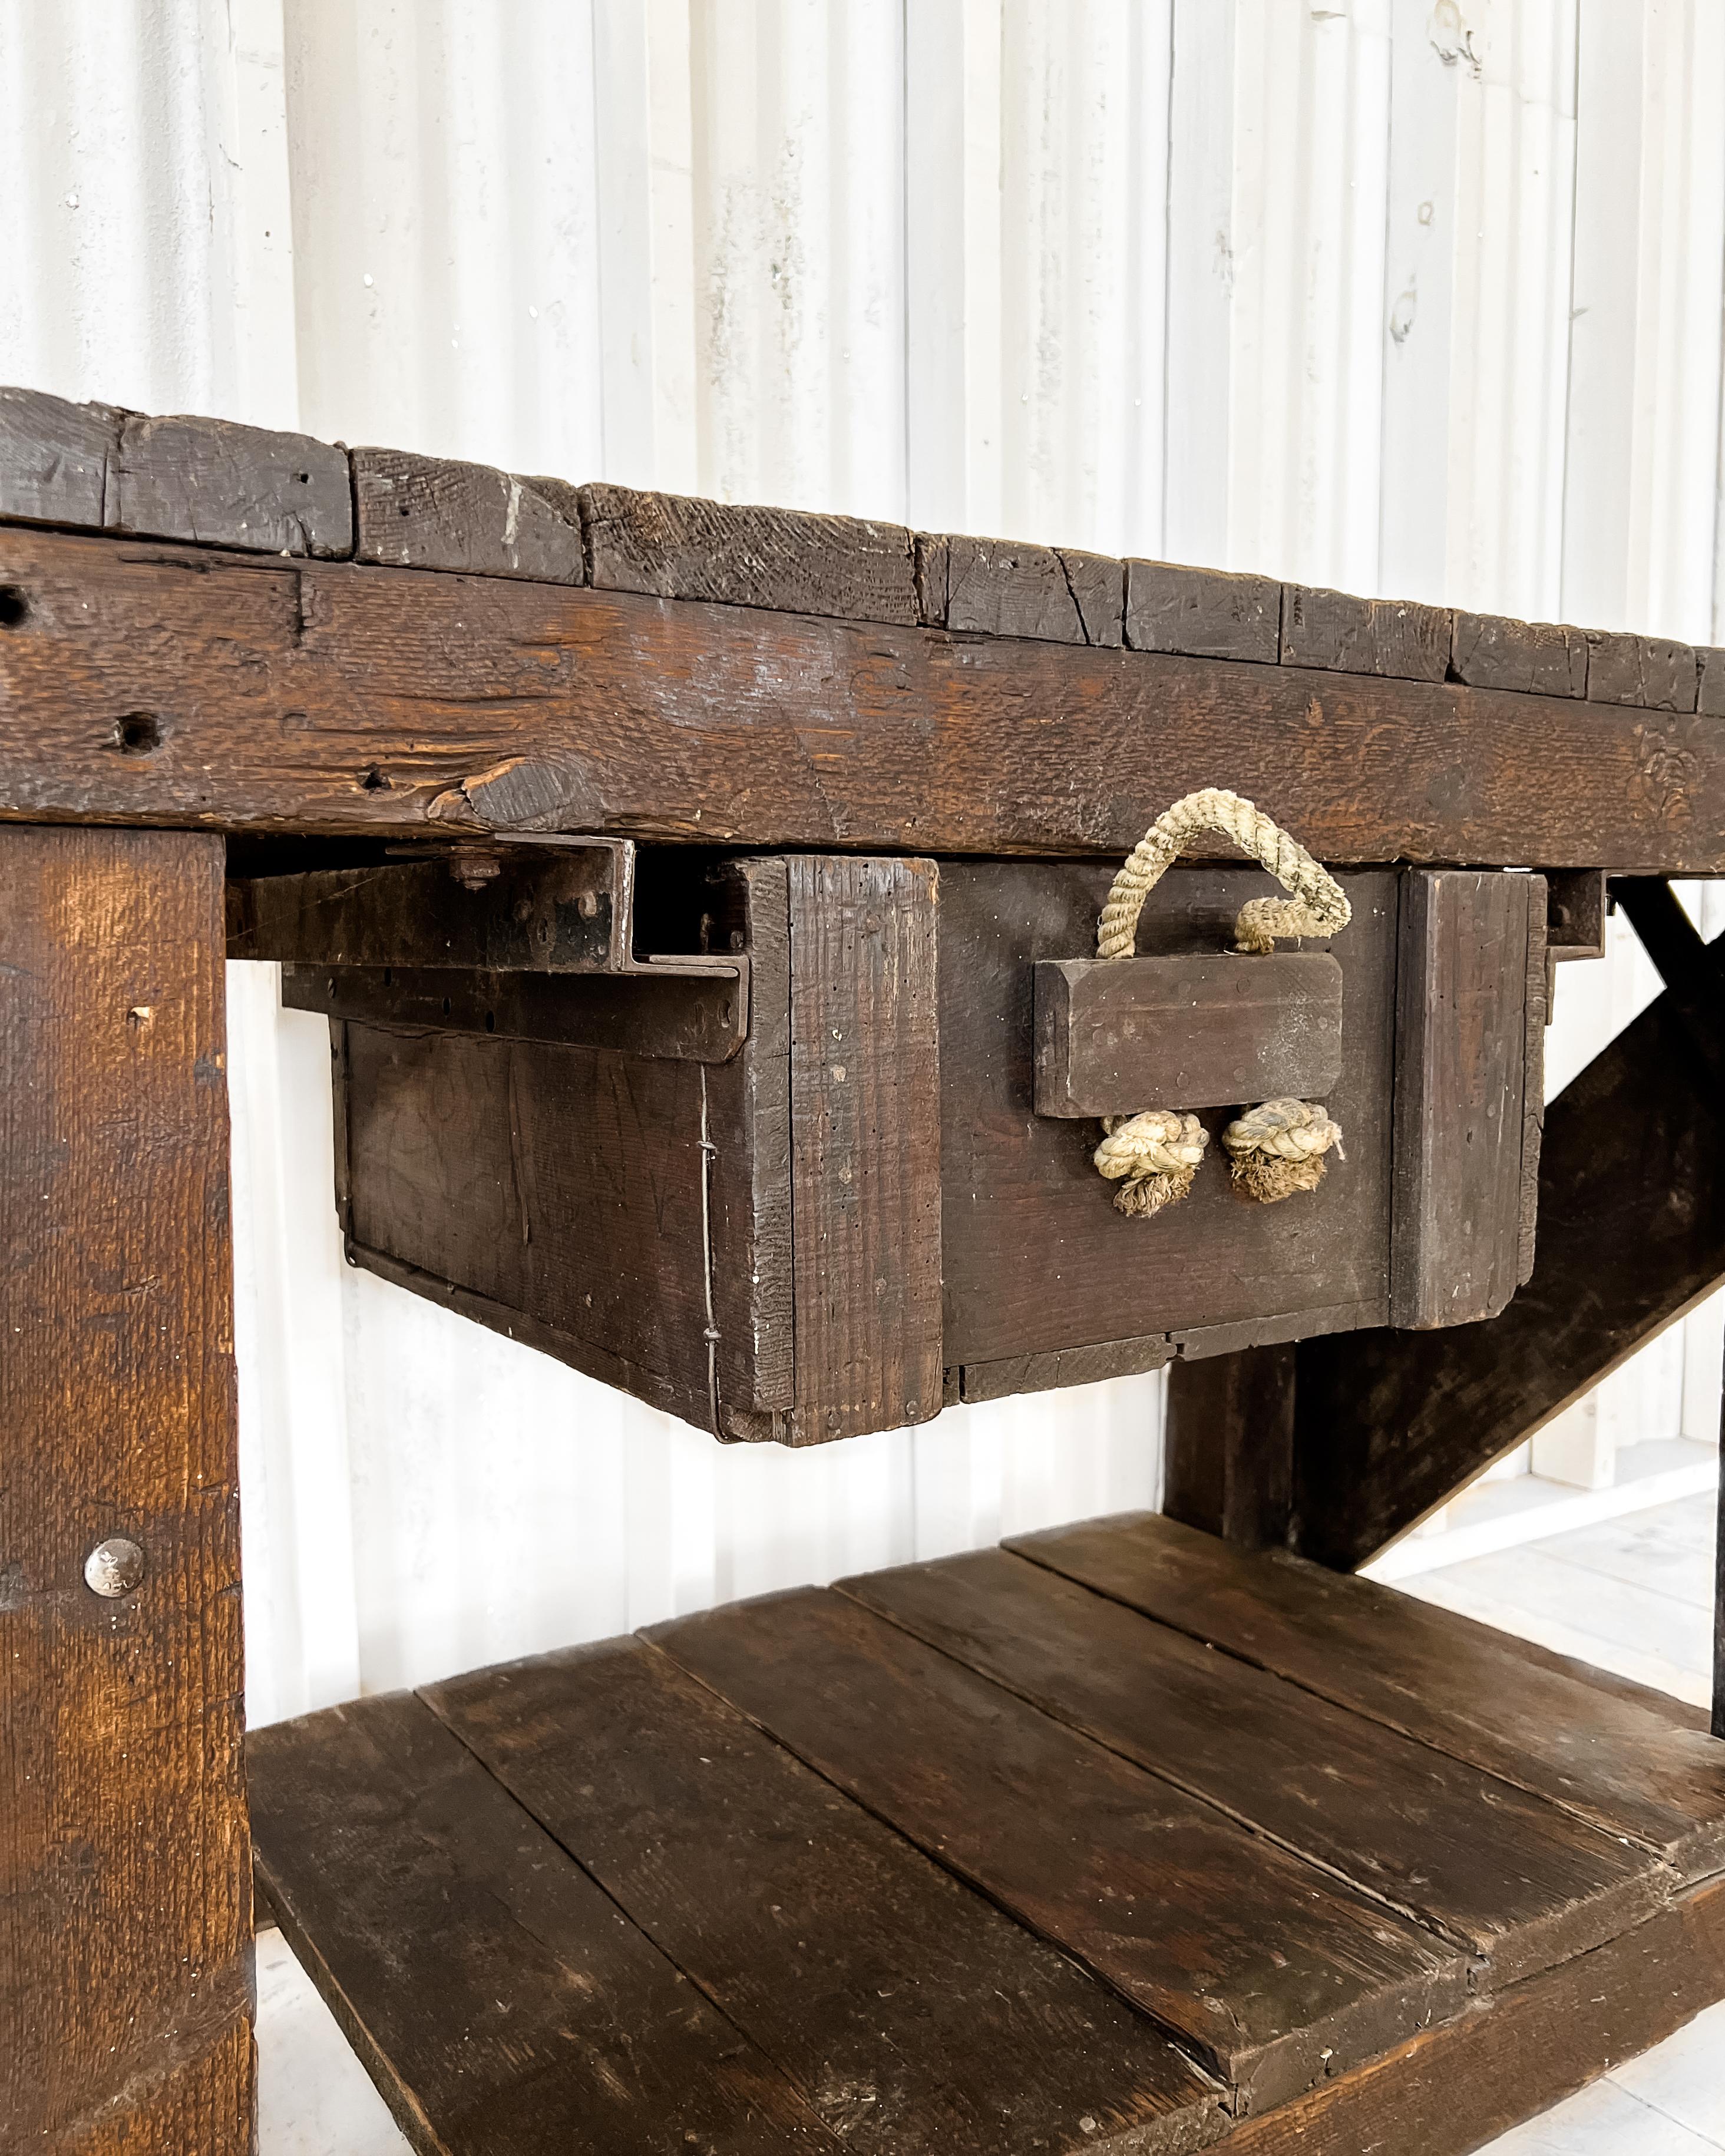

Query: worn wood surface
(584, 482), (919, 623)
(427, 1636), (1222, 2156)
(1519, 890), (1548, 1285)
(1125, 561), (1281, 663)
(940, 867), (1397, 1365)
(1280, 586), (1449, 681)
(957, 1331), (1173, 1402)
(0, 828), (251, 2154)
(1163, 1344), (1297, 1549)
(339, 858), (792, 1437)
(7, 527), (1725, 867)
(931, 535), (1120, 644)
(1544, 869), (1607, 957)
(353, 448), (584, 581)
(1717, 1360), (1725, 1742)
(1016, 1512), (1725, 1884)
(1295, 924), (1725, 1566)
(656, 1586), (1463, 2111)
(1221, 1878), (1725, 2156)
(1587, 630), (1698, 710)
(250, 1690), (833, 2156)
(788, 857), (943, 1439)
(1451, 611), (1588, 696)
(0, 387), (352, 556)
(842, 1549), (1663, 1992)
(1033, 951), (1343, 1117)
(1389, 872), (1538, 1328)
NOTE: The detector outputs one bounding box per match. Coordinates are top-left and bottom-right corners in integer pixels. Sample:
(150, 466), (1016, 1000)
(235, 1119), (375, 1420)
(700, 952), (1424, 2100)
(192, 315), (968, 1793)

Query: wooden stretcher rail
(4, 382), (1725, 865)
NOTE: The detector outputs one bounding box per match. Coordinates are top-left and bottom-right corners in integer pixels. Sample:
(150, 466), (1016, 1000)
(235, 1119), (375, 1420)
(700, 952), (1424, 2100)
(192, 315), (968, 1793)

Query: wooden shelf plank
(650, 1589), (1466, 2112)
(1013, 1512), (1725, 1883)
(423, 1636), (1222, 2156)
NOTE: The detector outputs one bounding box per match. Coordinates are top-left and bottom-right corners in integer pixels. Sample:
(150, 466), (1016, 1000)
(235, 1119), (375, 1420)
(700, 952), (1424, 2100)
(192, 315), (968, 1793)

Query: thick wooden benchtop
(4, 382), (1725, 868)
(249, 1511), (1725, 2156)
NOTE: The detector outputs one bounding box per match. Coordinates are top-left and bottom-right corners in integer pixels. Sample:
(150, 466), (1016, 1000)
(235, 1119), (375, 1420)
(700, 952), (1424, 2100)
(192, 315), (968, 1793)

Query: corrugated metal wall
(4, 0), (1723, 1726)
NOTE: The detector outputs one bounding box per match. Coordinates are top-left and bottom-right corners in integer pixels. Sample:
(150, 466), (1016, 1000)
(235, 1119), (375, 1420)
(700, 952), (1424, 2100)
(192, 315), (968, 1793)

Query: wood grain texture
(1, 388), (351, 556)
(1281, 587), (1450, 682)
(932, 535), (1119, 644)
(841, 1549), (1663, 1993)
(0, 828), (250, 2154)
(583, 482), (918, 624)
(656, 1586), (1463, 2113)
(338, 859), (793, 1437)
(1218, 1877), (1725, 2156)
(1451, 611), (1587, 697)
(939, 867), (1397, 1365)
(0, 383), (121, 527)
(1587, 630), (1698, 710)
(250, 1690), (832, 2156)
(1033, 951), (1343, 1117)
(353, 448), (584, 581)
(1294, 947), (1725, 1566)
(8, 527), (1725, 868)
(958, 1332), (1173, 1402)
(1699, 646), (1725, 718)
(1519, 888), (1548, 1287)
(1389, 872), (1535, 1328)
(427, 1636), (1223, 2156)
(1163, 1344), (1296, 1549)
(788, 857), (942, 1440)
(1125, 562), (1281, 664)
(1014, 1512), (1725, 1886)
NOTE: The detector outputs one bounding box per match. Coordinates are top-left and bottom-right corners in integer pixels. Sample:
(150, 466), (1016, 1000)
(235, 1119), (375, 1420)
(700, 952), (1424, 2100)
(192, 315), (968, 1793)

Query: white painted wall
(3, 0), (1721, 1725)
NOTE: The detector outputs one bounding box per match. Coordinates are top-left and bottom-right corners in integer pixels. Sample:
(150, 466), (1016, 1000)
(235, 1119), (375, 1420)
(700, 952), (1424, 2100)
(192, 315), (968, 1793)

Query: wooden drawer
(237, 846), (1545, 1443)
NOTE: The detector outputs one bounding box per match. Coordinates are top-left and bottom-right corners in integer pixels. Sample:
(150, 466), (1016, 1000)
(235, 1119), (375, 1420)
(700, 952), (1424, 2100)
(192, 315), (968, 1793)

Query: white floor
(255, 1492), (1724, 2156)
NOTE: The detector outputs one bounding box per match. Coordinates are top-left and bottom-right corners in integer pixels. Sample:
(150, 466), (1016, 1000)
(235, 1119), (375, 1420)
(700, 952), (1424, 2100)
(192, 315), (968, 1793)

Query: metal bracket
(229, 836), (748, 1062)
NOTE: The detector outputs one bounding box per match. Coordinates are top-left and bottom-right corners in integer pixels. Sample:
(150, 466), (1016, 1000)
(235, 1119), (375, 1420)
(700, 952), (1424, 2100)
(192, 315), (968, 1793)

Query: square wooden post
(0, 828), (253, 2152)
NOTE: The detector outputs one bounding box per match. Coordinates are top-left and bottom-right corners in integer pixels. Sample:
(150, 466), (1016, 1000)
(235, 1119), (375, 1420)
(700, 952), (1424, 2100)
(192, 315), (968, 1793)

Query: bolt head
(84, 1537), (144, 1598)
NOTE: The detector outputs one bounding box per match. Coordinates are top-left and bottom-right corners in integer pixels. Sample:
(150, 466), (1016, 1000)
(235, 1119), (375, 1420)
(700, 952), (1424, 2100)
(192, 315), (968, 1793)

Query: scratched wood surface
(0, 826), (251, 2154)
(1, 526), (1724, 868)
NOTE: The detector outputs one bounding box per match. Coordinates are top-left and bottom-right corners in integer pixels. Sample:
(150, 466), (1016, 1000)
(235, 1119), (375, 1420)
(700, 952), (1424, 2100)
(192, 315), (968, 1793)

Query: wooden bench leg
(1164, 1344), (1296, 1549)
(0, 828), (253, 2152)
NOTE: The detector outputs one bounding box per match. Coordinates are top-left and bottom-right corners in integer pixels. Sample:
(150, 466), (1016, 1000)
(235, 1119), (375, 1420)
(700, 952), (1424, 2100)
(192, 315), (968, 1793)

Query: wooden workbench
(2, 384), (1722, 2155)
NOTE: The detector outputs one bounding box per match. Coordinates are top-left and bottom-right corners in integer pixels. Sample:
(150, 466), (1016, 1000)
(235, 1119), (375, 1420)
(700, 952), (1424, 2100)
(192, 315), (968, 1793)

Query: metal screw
(84, 1537), (144, 1598)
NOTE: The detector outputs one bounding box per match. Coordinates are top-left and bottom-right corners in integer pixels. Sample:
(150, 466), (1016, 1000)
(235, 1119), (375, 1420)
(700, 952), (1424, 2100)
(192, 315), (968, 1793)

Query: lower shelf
(248, 1513), (1725, 2156)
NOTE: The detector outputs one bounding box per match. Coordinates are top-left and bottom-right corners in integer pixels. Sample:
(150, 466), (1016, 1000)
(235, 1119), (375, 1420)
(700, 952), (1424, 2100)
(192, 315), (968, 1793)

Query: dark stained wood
(583, 482), (918, 624)
(9, 527), (1725, 868)
(1014, 1511), (1725, 1884)
(0, 383), (121, 528)
(788, 857), (943, 1439)
(939, 867), (1397, 1366)
(338, 858), (793, 1438)
(250, 1689), (834, 2156)
(1451, 610), (1588, 696)
(1544, 867), (1607, 957)
(842, 1548), (1663, 1990)
(1164, 1344), (1296, 1549)
(1519, 887), (1548, 1286)
(1, 388), (352, 557)
(1280, 586), (1449, 682)
(1587, 629), (1698, 710)
(1700, 644), (1725, 717)
(959, 1331), (1172, 1402)
(110, 412), (353, 557)
(1169, 1302), (1381, 1358)
(655, 1587), (1465, 2112)
(1220, 1877), (1725, 2156)
(1033, 951), (1343, 1117)
(230, 849), (622, 971)
(1125, 561), (1281, 664)
(935, 534), (1113, 643)
(1294, 935), (1725, 1566)
(353, 448), (584, 581)
(426, 1635), (1224, 2155)
(1389, 872), (1537, 1328)
(0, 828), (250, 2154)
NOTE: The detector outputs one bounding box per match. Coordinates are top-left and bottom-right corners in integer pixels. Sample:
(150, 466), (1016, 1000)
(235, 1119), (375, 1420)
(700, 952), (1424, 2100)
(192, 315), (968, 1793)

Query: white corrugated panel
(2, 0), (1720, 1726)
